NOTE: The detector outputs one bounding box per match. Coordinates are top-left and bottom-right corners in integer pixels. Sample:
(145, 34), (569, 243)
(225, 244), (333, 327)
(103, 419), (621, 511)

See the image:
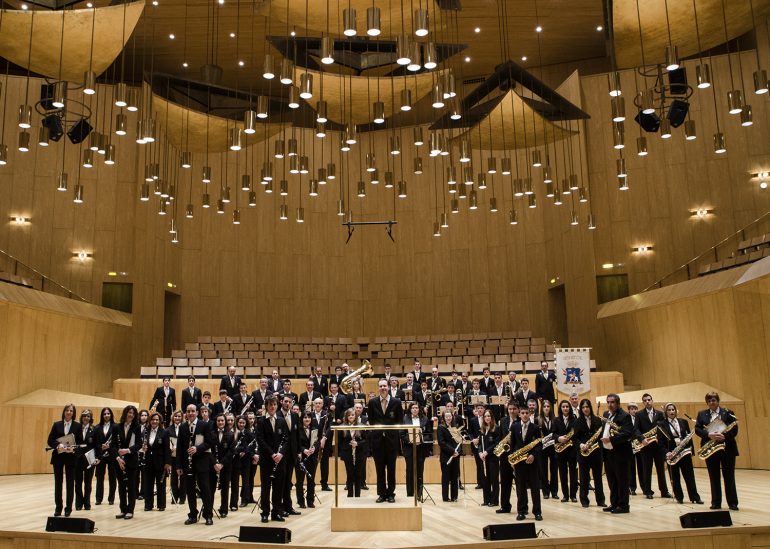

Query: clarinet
(116, 426), (129, 485)
(214, 436), (221, 489)
(187, 422), (195, 477)
(138, 427), (149, 468)
(269, 441), (283, 480)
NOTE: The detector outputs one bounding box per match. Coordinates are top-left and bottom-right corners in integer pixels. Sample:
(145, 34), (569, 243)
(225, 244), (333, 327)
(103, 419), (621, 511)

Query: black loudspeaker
(668, 67), (688, 95)
(680, 511), (732, 529)
(40, 83), (57, 111)
(483, 523), (537, 540)
(667, 99), (690, 128)
(45, 516), (95, 533)
(635, 110), (661, 133)
(67, 118), (93, 144)
(238, 526), (291, 543)
(42, 114), (65, 142)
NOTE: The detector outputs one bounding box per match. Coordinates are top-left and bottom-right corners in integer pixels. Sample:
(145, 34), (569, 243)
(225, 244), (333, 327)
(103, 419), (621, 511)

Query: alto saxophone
(554, 429), (574, 453)
(580, 419), (618, 457)
(632, 426), (659, 454)
(697, 420), (738, 460)
(508, 436), (543, 466)
(493, 431), (512, 457)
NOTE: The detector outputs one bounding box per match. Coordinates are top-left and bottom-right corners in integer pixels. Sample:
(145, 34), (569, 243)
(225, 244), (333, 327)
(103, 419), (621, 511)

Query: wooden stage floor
(1, 469), (768, 548)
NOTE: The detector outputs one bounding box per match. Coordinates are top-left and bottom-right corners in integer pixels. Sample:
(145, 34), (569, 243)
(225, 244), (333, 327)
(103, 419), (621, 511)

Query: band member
(182, 376), (203, 410)
(199, 406), (213, 429)
(149, 377), (176, 426)
(569, 393), (580, 418)
(340, 408), (367, 497)
(232, 383), (251, 416)
(468, 404), (486, 489)
(246, 412), (259, 502)
(627, 402), (645, 496)
(232, 415), (255, 509)
(601, 393), (634, 514)
(412, 359), (425, 385)
(438, 410), (462, 502)
(497, 402), (519, 513)
(553, 400), (578, 502)
(514, 378), (535, 408)
(695, 391), (739, 510)
(143, 412), (169, 512)
(512, 406), (543, 521)
(309, 398), (332, 492)
(251, 378), (271, 416)
(256, 395), (289, 522)
(479, 409), (501, 507)
(637, 393), (671, 499)
(402, 402), (429, 499)
(211, 414), (234, 517)
(277, 394), (301, 517)
(268, 370), (283, 393)
(480, 367), (494, 394)
(506, 371), (521, 395)
(575, 399), (606, 508)
(388, 377), (404, 400)
(660, 403), (703, 505)
(212, 389), (233, 417)
(94, 407), (116, 506)
(331, 366), (345, 390)
(220, 365), (242, 399)
(429, 367), (445, 392)
(383, 363), (394, 384)
(537, 400), (558, 499)
(199, 391), (213, 414)
(136, 409), (149, 500)
(298, 380), (322, 412)
(456, 371), (472, 396)
(440, 383), (460, 409)
(112, 405), (141, 520)
(48, 403), (81, 517)
(75, 409), (96, 511)
(175, 403), (215, 525)
(326, 382), (347, 424)
(367, 379), (402, 503)
(296, 412), (319, 508)
(166, 410), (186, 505)
(345, 379), (366, 408)
(279, 379), (298, 405)
(535, 361), (557, 405)
(310, 366), (329, 396)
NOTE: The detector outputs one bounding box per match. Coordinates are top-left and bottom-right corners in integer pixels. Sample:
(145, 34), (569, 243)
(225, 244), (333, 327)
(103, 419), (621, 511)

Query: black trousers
(629, 453), (644, 491)
(249, 462), (258, 502)
(143, 465), (167, 510)
(210, 468), (230, 512)
(320, 442), (332, 486)
(116, 467), (137, 514)
(440, 457), (460, 501)
(578, 453), (605, 505)
(170, 465), (186, 504)
(184, 470), (213, 520)
(281, 456), (297, 511)
(556, 451), (578, 499)
(641, 444), (669, 496)
(373, 444), (397, 498)
(228, 460), (242, 507)
(239, 460), (253, 504)
(514, 461), (541, 515)
(94, 459), (116, 503)
(52, 460), (76, 513)
(481, 455), (500, 506)
(539, 447), (558, 496)
(75, 460), (94, 508)
(344, 453), (366, 497)
(604, 452), (631, 510)
(260, 459), (285, 517)
(670, 456), (700, 502)
(705, 451), (738, 507)
(295, 458), (317, 505)
(473, 452), (484, 486)
(403, 444), (426, 497)
(499, 455), (514, 510)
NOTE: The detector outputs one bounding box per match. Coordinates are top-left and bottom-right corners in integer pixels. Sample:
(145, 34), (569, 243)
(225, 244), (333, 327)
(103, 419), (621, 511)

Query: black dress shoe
(661, 493), (673, 498)
(184, 518), (197, 525)
(376, 496), (386, 503)
(220, 513), (227, 518)
(692, 500), (704, 505)
(298, 503), (306, 509)
(282, 511), (289, 518)
(321, 485), (332, 492)
(54, 510), (62, 517)
(516, 514), (526, 521)
(581, 503), (589, 508)
(64, 511), (71, 517)
(158, 508), (165, 512)
(496, 508), (510, 513)
(676, 499), (684, 504)
(571, 498), (577, 503)
(205, 518), (213, 526)
(387, 496), (395, 503)
(307, 503), (315, 508)
(611, 507), (629, 514)
(475, 485), (483, 490)
(108, 500), (115, 505)
(630, 490), (637, 496)
(362, 486), (369, 490)
(137, 495), (144, 501)
(287, 509), (301, 515)
(230, 506), (238, 512)
(261, 515), (269, 523)
(646, 494), (654, 500)
(602, 506), (615, 512)
(561, 497), (569, 503)
(535, 514), (543, 521)
(597, 502), (606, 507)
(543, 494), (550, 500)
(124, 513), (133, 520)
(84, 505), (91, 511)
(95, 501), (102, 506)
(710, 505), (721, 510)
(240, 502), (248, 507)
(76, 505), (83, 511)
(271, 514), (285, 522)
(115, 513), (125, 519)
(729, 505), (739, 511)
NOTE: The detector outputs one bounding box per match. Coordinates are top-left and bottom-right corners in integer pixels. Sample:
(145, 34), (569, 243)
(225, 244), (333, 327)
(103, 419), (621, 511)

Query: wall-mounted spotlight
(690, 208), (715, 219)
(73, 251), (93, 262)
(632, 245), (654, 253)
(10, 216), (30, 225)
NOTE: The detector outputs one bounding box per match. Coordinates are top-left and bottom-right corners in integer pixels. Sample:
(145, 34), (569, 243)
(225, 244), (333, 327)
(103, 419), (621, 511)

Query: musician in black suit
(310, 366), (329, 397)
(367, 379), (402, 503)
(182, 376), (203, 410)
(695, 391), (739, 510)
(112, 405), (141, 519)
(575, 399), (606, 508)
(94, 407), (116, 506)
(512, 406), (543, 521)
(537, 400), (558, 499)
(388, 377), (405, 400)
(535, 362), (557, 405)
(627, 402), (646, 495)
(149, 377), (176, 426)
(279, 379), (298, 405)
(296, 412), (319, 508)
(479, 409), (502, 507)
(142, 412), (170, 511)
(75, 409), (97, 511)
(166, 411), (186, 505)
(468, 403), (487, 489)
(255, 395), (289, 522)
(232, 383), (251, 416)
(496, 402), (519, 513)
(553, 400), (577, 502)
(268, 370), (284, 393)
(251, 378), (271, 416)
(480, 367), (495, 394)
(428, 367), (445, 392)
(637, 393), (671, 499)
(308, 399), (332, 492)
(660, 403), (703, 505)
(601, 393), (634, 514)
(401, 402), (430, 499)
(48, 404), (82, 516)
(298, 380), (322, 413)
(211, 414), (234, 517)
(440, 383), (461, 409)
(456, 371), (472, 396)
(277, 394), (302, 516)
(438, 410), (462, 501)
(331, 366), (345, 392)
(382, 363), (395, 385)
(506, 370), (521, 396)
(220, 365), (242, 399)
(175, 404), (215, 525)
(326, 382), (347, 424)
(412, 359), (425, 385)
(514, 378), (535, 408)
(212, 389), (234, 417)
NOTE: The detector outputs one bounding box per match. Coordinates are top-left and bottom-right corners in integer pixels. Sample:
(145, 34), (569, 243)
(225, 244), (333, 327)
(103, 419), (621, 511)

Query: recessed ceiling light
(229, 32), (236, 38)
(596, 25), (603, 31)
(521, 56), (527, 62)
(474, 27), (480, 33)
(535, 25), (543, 33)
(238, 60), (244, 67)
(182, 62), (188, 68)
(464, 56), (471, 62)
(169, 33), (175, 40)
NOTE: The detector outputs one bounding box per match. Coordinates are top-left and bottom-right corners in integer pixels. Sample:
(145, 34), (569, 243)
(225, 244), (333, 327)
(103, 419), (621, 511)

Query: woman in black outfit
(75, 409), (96, 510)
(438, 410), (462, 502)
(339, 408), (366, 497)
(94, 407), (116, 505)
(537, 400), (558, 499)
(234, 415), (256, 507)
(553, 400), (578, 502)
(660, 403), (703, 505)
(112, 405), (141, 519)
(401, 402), (429, 499)
(479, 409), (501, 507)
(166, 410), (186, 505)
(136, 409), (149, 500)
(47, 403), (81, 517)
(296, 412), (319, 508)
(345, 380), (366, 408)
(575, 399), (605, 508)
(142, 411), (169, 511)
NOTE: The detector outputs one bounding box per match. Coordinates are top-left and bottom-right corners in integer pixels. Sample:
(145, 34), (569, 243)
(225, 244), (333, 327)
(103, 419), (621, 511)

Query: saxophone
(697, 420), (738, 460)
(632, 426), (659, 454)
(666, 430), (696, 465)
(508, 436), (543, 466)
(340, 360), (373, 394)
(554, 429), (574, 453)
(580, 419), (618, 457)
(493, 431), (512, 457)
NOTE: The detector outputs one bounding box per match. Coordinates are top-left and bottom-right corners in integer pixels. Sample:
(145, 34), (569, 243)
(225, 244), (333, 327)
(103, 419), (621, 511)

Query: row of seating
(699, 246), (770, 276)
(169, 349), (550, 360)
(0, 271), (32, 288)
(178, 340), (546, 354)
(737, 233), (770, 254)
(195, 333), (539, 345)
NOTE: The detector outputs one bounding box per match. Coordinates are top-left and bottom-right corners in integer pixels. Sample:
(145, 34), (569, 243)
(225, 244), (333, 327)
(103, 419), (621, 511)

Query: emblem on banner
(556, 348), (591, 395)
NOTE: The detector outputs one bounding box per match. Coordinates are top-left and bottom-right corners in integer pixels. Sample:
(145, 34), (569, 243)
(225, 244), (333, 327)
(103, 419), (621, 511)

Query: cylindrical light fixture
(608, 71), (622, 97)
(462, 165), (473, 185)
(83, 70), (96, 95)
(413, 157), (423, 175)
(115, 82), (127, 107)
(487, 156), (497, 174)
(660, 119), (672, 139)
(578, 187), (588, 203)
(407, 41), (421, 71)
(446, 165), (457, 184)
(753, 70), (768, 95)
(73, 183), (85, 204)
(104, 143), (115, 165)
(501, 157), (512, 176)
(366, 6), (381, 36)
(740, 104), (753, 127)
(433, 222), (441, 237)
(414, 8), (429, 36)
(396, 35), (411, 65)
(389, 135), (401, 155)
(82, 148), (94, 167)
(365, 152), (376, 172)
(248, 191), (257, 206)
(244, 110), (257, 133)
(357, 180), (366, 197)
(618, 176), (629, 191)
(696, 63), (711, 88)
(216, 199), (225, 214)
(400, 88), (412, 111)
(509, 209), (518, 225)
(413, 127), (424, 146)
(459, 139), (471, 162)
(309, 179), (319, 196)
(527, 195), (537, 208)
(241, 174), (251, 191)
(263, 161), (274, 181)
(299, 73), (313, 99)
(57, 171), (69, 192)
(431, 82), (445, 108)
(370, 169), (380, 184)
(299, 156), (309, 174)
(18, 105), (31, 128)
(423, 42), (438, 69)
(513, 179), (524, 197)
(222, 186), (231, 203)
(451, 198), (459, 213)
(468, 189), (478, 210)
(320, 36), (335, 64)
(289, 155), (299, 174)
(280, 203), (289, 220)
(279, 58), (294, 85)
(318, 167), (327, 184)
(440, 212), (449, 228)
(279, 179), (288, 196)
(263, 53), (276, 79)
(543, 164), (552, 183)
(337, 199), (345, 216)
(616, 157), (627, 178)
(384, 171), (394, 188)
(37, 126), (49, 147)
(727, 90), (743, 114)
(640, 90), (655, 114)
(588, 213), (597, 229)
(296, 207), (305, 223)
(477, 173), (487, 189)
(180, 151), (192, 168)
(202, 166), (212, 183)
(664, 44), (680, 71)
(201, 193), (211, 208)
(288, 87), (300, 109)
(532, 149), (542, 167)
(343, 8), (357, 36)
(684, 120), (697, 140)
(185, 203), (194, 218)
(228, 127), (242, 150)
(126, 88), (139, 112)
(611, 96), (625, 122)
(570, 210), (579, 225)
(316, 100), (328, 123)
(612, 121), (625, 149)
(327, 162), (337, 179)
(637, 136), (648, 156)
(397, 180), (407, 198)
(115, 113), (127, 135)
(372, 101), (385, 124)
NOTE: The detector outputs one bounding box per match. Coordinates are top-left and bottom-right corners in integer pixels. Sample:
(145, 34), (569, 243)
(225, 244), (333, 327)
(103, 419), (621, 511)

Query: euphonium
(493, 431), (512, 457)
(697, 420), (738, 460)
(554, 429), (574, 453)
(508, 436), (543, 466)
(340, 360), (373, 394)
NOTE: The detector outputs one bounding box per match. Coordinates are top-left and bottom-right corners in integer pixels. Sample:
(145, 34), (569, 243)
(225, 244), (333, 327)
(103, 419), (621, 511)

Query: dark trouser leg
(53, 462), (64, 512)
(281, 458), (295, 511)
(259, 465), (272, 516)
(143, 466), (155, 509)
(305, 459), (317, 503)
(373, 453), (386, 497)
(670, 464), (684, 501)
(171, 468), (186, 503)
(706, 454), (723, 507)
(481, 460), (491, 505)
(440, 460), (450, 501)
(95, 461), (105, 503)
(320, 445), (331, 486)
(416, 452), (425, 496)
(404, 446), (415, 497)
(229, 463), (240, 507)
(614, 456), (630, 509)
(722, 453), (738, 507)
(640, 448), (654, 495)
(355, 455), (367, 496)
(82, 466), (94, 507)
(474, 454), (484, 486)
(156, 468), (167, 509)
(240, 463), (252, 504)
(344, 456), (356, 497)
(385, 446), (397, 497)
(295, 462), (306, 505)
(679, 458), (699, 502)
(578, 459), (590, 505)
(75, 462), (85, 508)
(488, 457), (500, 506)
(500, 458), (513, 509)
(249, 463), (258, 502)
(271, 463), (285, 516)
(514, 463), (529, 514)
(116, 470), (128, 513)
(653, 449), (669, 495)
(605, 456), (618, 508)
(197, 471), (213, 520)
(528, 464), (542, 515)
(184, 473), (198, 519)
(218, 469), (230, 512)
(125, 468), (137, 514)
(449, 460), (459, 500)
(591, 458), (605, 505)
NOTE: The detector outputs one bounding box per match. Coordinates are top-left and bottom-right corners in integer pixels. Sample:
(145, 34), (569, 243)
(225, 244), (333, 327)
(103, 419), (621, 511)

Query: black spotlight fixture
(42, 114), (65, 142)
(67, 118), (93, 144)
(40, 83), (57, 111)
(668, 67), (688, 95)
(667, 99), (689, 128)
(634, 110), (661, 133)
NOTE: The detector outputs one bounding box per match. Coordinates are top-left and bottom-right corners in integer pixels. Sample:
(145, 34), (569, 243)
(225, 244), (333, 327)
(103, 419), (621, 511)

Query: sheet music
(194, 434), (204, 446)
(309, 429), (318, 448)
(85, 449), (97, 466)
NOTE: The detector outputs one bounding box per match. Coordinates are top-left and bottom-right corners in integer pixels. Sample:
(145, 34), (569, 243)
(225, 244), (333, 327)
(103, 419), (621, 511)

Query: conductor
(367, 379), (402, 503)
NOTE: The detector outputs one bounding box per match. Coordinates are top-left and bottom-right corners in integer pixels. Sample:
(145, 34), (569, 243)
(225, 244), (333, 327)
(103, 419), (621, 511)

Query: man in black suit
(47, 404), (82, 516)
(534, 361), (557, 405)
(382, 363), (394, 385)
(251, 378), (271, 416)
(456, 371), (472, 396)
(331, 366), (345, 391)
(325, 382), (347, 424)
(367, 379), (402, 503)
(277, 394), (301, 516)
(181, 376), (202, 410)
(219, 365), (242, 399)
(298, 380), (322, 413)
(388, 377), (405, 400)
(601, 393), (635, 514)
(468, 404), (487, 489)
(512, 406), (542, 521)
(497, 402), (519, 514)
(255, 395), (289, 522)
(310, 398), (333, 492)
(637, 393), (671, 499)
(506, 370), (521, 396)
(480, 367), (495, 395)
(279, 379), (298, 405)
(149, 377), (176, 426)
(695, 391), (739, 510)
(429, 367), (445, 392)
(309, 366), (329, 397)
(268, 370), (283, 394)
(400, 373), (416, 399)
(212, 390), (233, 417)
(514, 378), (535, 408)
(175, 404), (215, 525)
(232, 383), (252, 416)
(440, 383), (460, 408)
(412, 359), (425, 385)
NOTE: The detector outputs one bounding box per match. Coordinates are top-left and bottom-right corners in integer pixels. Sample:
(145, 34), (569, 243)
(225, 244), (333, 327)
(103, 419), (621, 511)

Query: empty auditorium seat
(140, 366), (157, 378)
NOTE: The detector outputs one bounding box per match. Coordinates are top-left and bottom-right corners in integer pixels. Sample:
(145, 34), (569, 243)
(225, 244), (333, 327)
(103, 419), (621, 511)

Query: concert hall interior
(1, 0), (770, 547)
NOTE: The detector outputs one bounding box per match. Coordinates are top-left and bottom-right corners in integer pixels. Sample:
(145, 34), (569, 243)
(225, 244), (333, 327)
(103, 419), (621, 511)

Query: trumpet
(340, 360), (373, 394)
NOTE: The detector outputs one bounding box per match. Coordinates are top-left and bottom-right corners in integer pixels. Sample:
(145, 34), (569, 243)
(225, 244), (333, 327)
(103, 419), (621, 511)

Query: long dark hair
(98, 407), (114, 426)
(537, 399), (555, 428)
(61, 403), (76, 421)
(119, 405), (139, 425)
(579, 398), (595, 418)
(557, 400), (571, 418)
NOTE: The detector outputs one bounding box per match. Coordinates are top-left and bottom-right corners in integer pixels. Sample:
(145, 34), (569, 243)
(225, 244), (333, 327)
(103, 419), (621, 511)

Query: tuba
(340, 360), (374, 394)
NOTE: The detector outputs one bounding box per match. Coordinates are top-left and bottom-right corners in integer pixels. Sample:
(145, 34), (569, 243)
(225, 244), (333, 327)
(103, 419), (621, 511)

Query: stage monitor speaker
(483, 523), (537, 540)
(635, 110), (661, 133)
(239, 526), (291, 543)
(45, 516), (95, 533)
(67, 118), (93, 144)
(668, 67), (688, 95)
(42, 114), (64, 142)
(667, 99), (689, 128)
(680, 511), (732, 529)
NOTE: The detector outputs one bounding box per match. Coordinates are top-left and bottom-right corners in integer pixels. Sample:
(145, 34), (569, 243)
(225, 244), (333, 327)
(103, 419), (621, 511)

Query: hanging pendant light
(660, 119), (672, 139)
(544, 180), (554, 197)
(138, 181), (149, 200)
(104, 144), (116, 165)
(397, 180), (407, 198)
(337, 199), (345, 216)
(570, 210), (579, 225)
(553, 189), (562, 204)
(513, 179), (524, 197)
(82, 149), (94, 167)
(451, 198), (459, 213)
(16, 130), (29, 152)
(296, 207), (305, 223)
(396, 35), (411, 65)
(389, 135), (401, 155)
(423, 43), (438, 69)
(279, 179), (288, 196)
(588, 213), (597, 229)
(320, 36), (335, 64)
(115, 113), (127, 136)
(468, 189), (478, 210)
(542, 164), (552, 183)
(344, 124), (357, 145)
(486, 157), (497, 174)
(431, 83), (445, 108)
(180, 151), (192, 168)
(274, 140), (285, 159)
(611, 96), (625, 122)
(280, 58), (294, 85)
(202, 166), (212, 183)
(727, 90), (743, 115)
(433, 222), (441, 236)
(248, 191), (257, 206)
(279, 203), (288, 220)
(501, 157), (512, 176)
(318, 167), (327, 184)
(740, 104), (753, 127)
(459, 139), (471, 162)
(126, 88), (139, 112)
(57, 171), (68, 191)
(618, 176), (629, 191)
(18, 105), (32, 129)
(664, 45), (680, 71)
(327, 162), (336, 179)
(640, 90), (655, 114)
(458, 184), (467, 199)
(316, 100), (328, 123)
(222, 187), (232, 203)
(299, 156), (309, 174)
(528, 195), (537, 209)
(684, 120), (697, 140)
(372, 101), (385, 124)
(228, 128), (242, 150)
(263, 53), (276, 79)
(532, 150), (542, 167)
(365, 152), (376, 172)
(37, 126), (49, 147)
(83, 70), (96, 95)
(400, 89), (412, 111)
(370, 169), (380, 184)
(357, 180), (366, 197)
(477, 173), (487, 189)
(413, 157), (423, 175)
(288, 87), (300, 109)
(637, 136), (648, 155)
(241, 174), (251, 191)
(244, 110), (257, 134)
(508, 209), (518, 225)
(612, 122), (625, 149)
(696, 64), (712, 88)
(366, 6), (381, 36)
(413, 127), (424, 146)
(407, 41), (421, 71)
(461, 165), (473, 186)
(608, 72), (622, 97)
(440, 212), (449, 228)
(343, 8), (357, 36)
(753, 70), (768, 95)
(309, 179), (319, 196)
(185, 203), (194, 218)
(447, 166), (457, 184)
(142, 118), (156, 143)
(73, 184), (84, 203)
(52, 82), (67, 109)
(449, 101), (462, 120)
(414, 8), (429, 36)
(617, 157), (627, 178)
(216, 199), (225, 214)
(384, 171), (394, 188)
(201, 193), (211, 208)
(115, 82), (127, 107)
(299, 73), (313, 99)
(289, 156), (299, 174)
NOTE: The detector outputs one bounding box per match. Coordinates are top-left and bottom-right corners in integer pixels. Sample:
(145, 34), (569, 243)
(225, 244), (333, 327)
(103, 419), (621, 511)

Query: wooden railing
(0, 248), (88, 302)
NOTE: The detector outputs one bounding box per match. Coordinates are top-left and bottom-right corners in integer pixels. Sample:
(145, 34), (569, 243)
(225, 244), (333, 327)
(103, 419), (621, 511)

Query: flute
(481, 432), (487, 477)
